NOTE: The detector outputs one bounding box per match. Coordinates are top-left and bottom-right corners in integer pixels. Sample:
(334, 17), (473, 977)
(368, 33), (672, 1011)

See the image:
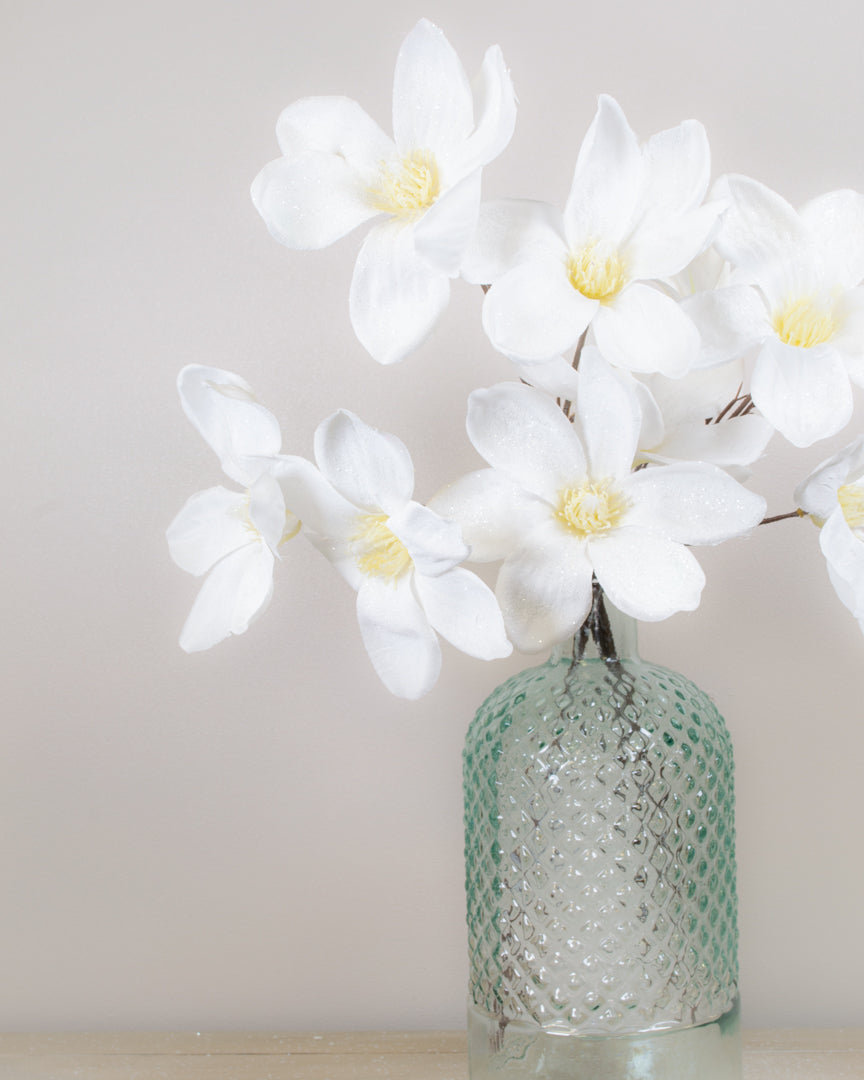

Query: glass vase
(463, 585), (741, 1079)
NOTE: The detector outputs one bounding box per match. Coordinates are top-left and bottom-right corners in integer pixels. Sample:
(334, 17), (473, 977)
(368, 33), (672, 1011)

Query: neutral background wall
(4, 0), (863, 1032)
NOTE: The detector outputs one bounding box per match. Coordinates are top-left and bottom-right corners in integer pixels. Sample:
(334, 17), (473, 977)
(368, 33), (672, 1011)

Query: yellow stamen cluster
(555, 480), (629, 538)
(838, 483), (864, 530)
(353, 514), (413, 580)
(772, 296), (836, 349)
(370, 150), (440, 219)
(567, 243), (628, 303)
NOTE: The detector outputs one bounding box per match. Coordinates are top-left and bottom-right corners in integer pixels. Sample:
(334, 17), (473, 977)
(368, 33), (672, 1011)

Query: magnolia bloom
(252, 19), (516, 365)
(166, 366), (299, 652)
(463, 95), (723, 376)
(795, 437), (864, 630)
(710, 176), (864, 447)
(429, 351), (766, 651)
(278, 410), (511, 699)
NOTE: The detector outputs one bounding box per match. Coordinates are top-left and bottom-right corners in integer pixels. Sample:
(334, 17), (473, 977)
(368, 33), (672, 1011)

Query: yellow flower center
(772, 296), (836, 349)
(353, 514), (413, 580)
(370, 150), (440, 219)
(838, 483), (864, 530)
(555, 480), (629, 537)
(567, 243), (628, 303)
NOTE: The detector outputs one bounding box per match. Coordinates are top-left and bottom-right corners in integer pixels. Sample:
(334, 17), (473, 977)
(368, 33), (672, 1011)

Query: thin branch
(760, 509), (806, 526)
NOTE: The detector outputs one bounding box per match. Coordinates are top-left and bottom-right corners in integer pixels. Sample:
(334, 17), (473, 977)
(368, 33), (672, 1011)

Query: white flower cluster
(168, 19), (864, 698)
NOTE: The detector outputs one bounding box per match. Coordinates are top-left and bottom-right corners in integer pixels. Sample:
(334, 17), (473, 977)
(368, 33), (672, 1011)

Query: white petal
(427, 468), (549, 562)
(575, 347), (641, 479)
(637, 119), (711, 220)
(467, 383), (586, 501)
(820, 510), (864, 617)
(251, 153), (381, 250)
(593, 284), (699, 377)
(274, 96), (394, 169)
(622, 463), (766, 544)
(387, 500), (468, 577)
(626, 201), (725, 281)
(589, 528), (705, 620)
(510, 354), (580, 399)
(314, 409), (414, 514)
(273, 455), (359, 539)
(712, 174), (805, 274)
(248, 473), (291, 553)
(179, 542), (275, 653)
(461, 199), (566, 284)
(653, 414), (774, 468)
(167, 486), (252, 576)
(482, 257), (597, 362)
(392, 19), (473, 157)
(564, 95), (642, 248)
(414, 567), (512, 659)
(177, 365), (281, 486)
(448, 44), (517, 177)
(799, 189), (864, 289)
(750, 339), (853, 447)
(349, 220), (450, 364)
(413, 170), (481, 276)
(795, 435), (864, 520)
(356, 575), (441, 699)
(496, 523), (594, 652)
(681, 285), (768, 368)
(833, 286), (864, 374)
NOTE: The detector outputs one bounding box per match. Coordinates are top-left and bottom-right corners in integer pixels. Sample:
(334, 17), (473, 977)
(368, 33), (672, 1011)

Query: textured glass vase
(463, 588), (741, 1079)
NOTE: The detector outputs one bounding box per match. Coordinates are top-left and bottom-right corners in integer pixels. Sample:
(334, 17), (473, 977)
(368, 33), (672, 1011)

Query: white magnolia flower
(429, 350), (766, 651)
(795, 437), (864, 630)
(710, 176), (864, 447)
(278, 410), (511, 699)
(166, 366), (299, 652)
(251, 19), (516, 365)
(463, 95), (723, 376)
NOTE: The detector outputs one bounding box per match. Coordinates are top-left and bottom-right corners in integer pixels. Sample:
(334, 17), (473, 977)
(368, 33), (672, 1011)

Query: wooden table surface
(1, 1029), (862, 1079)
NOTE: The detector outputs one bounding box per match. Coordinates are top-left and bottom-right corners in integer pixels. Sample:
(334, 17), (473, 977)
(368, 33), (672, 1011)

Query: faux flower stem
(760, 509), (806, 525)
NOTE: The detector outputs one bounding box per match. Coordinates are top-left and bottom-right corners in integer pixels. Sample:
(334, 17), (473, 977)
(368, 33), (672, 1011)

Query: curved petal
(564, 95), (642, 249)
(799, 189), (864, 289)
(593, 284), (699, 377)
(314, 409), (414, 514)
(621, 462), (766, 544)
(356, 574), (441, 699)
(178, 365), (281, 487)
(820, 510), (864, 617)
(653, 414), (774, 468)
(637, 119), (711, 221)
(349, 220), (450, 364)
(833, 286), (864, 377)
(626, 201), (724, 281)
(467, 383), (586, 500)
(414, 567), (512, 659)
(712, 174), (806, 274)
(392, 19), (473, 157)
(178, 542), (274, 653)
(251, 152), (381, 250)
(427, 468), (549, 561)
(461, 199), (566, 284)
(496, 523), (594, 652)
(248, 473), (291, 554)
(750, 339), (853, 447)
(413, 170), (481, 276)
(167, 486), (252, 576)
(795, 435), (864, 520)
(447, 43), (517, 177)
(273, 455), (359, 540)
(589, 528), (705, 620)
(680, 285), (769, 369)
(274, 96), (394, 172)
(482, 257), (597, 362)
(575, 347), (641, 479)
(510, 354), (580, 399)
(387, 500), (468, 577)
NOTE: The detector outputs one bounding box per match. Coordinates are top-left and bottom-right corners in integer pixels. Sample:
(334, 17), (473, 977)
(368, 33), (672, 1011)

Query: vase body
(463, 607), (741, 1079)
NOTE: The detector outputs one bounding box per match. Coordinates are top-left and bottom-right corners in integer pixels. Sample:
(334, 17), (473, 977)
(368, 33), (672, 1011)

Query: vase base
(467, 999), (742, 1080)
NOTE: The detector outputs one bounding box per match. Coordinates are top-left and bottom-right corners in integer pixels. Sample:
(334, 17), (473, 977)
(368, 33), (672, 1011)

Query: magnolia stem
(760, 509), (806, 525)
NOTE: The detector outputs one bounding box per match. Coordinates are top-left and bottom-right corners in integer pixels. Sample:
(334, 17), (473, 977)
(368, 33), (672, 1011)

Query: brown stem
(760, 509), (806, 525)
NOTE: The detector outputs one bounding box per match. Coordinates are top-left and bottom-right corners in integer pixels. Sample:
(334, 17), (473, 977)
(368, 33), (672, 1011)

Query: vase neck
(551, 583), (639, 664)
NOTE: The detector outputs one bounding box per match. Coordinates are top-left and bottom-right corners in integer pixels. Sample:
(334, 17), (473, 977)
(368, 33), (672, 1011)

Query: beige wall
(4, 0), (863, 1031)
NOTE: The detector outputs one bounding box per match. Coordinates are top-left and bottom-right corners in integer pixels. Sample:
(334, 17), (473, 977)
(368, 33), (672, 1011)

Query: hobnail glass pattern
(464, 649), (738, 1037)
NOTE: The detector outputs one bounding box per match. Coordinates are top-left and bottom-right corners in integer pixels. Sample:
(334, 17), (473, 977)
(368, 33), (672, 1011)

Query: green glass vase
(463, 587), (742, 1079)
